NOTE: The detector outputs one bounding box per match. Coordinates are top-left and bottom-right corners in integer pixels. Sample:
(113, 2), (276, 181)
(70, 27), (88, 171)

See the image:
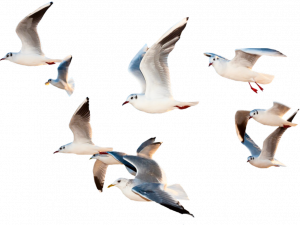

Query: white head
(107, 178), (129, 189)
(247, 156), (255, 163)
(208, 55), (223, 67)
(53, 143), (72, 154)
(1, 52), (15, 62)
(249, 109), (265, 119)
(45, 79), (54, 86)
(122, 94), (142, 106)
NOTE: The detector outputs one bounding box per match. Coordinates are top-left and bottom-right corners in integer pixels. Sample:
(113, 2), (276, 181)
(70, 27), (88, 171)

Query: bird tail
(166, 184), (189, 200)
(254, 73), (275, 84)
(273, 160), (286, 167)
(286, 121), (298, 127)
(65, 78), (75, 96)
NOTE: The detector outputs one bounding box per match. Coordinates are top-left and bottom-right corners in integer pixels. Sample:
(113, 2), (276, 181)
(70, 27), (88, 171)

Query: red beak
(208, 63), (212, 67)
(122, 101), (129, 106)
(53, 151), (59, 154)
(0, 58), (5, 61)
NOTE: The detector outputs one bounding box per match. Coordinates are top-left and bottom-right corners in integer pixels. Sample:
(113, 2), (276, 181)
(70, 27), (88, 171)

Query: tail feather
(254, 73), (275, 84)
(166, 184), (189, 200)
(286, 122), (297, 127)
(65, 78), (75, 96)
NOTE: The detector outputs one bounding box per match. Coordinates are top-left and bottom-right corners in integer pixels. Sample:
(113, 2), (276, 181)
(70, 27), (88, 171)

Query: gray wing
(235, 110), (251, 142)
(136, 137), (163, 159)
(231, 48), (286, 69)
(203, 52), (229, 61)
(132, 183), (193, 217)
(16, 2), (53, 55)
(128, 44), (148, 93)
(69, 97), (92, 144)
(123, 155), (163, 183)
(266, 102), (290, 117)
(107, 152), (137, 175)
(93, 160), (108, 193)
(57, 55), (72, 82)
(259, 110), (298, 160)
(140, 17), (188, 99)
(241, 133), (261, 157)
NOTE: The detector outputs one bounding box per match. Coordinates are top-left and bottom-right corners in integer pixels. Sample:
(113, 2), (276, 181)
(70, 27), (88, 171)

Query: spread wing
(93, 160), (108, 193)
(241, 133), (261, 157)
(140, 17), (188, 99)
(137, 142), (162, 159)
(107, 152), (137, 176)
(235, 110), (251, 142)
(266, 102), (290, 117)
(136, 137), (156, 152)
(57, 55), (72, 82)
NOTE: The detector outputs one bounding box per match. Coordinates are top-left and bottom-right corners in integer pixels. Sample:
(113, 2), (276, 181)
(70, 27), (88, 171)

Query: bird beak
(53, 151), (59, 154)
(45, 81), (50, 85)
(247, 160), (249, 163)
(107, 184), (115, 188)
(208, 63), (212, 67)
(122, 101), (129, 106)
(89, 156), (94, 160)
(249, 116), (252, 119)
(0, 58), (6, 61)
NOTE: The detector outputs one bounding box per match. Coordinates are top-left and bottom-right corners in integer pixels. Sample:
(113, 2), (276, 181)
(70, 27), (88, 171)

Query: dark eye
(10, 53), (12, 57)
(60, 147), (62, 150)
(63, 146), (65, 149)
(213, 58), (215, 61)
(118, 180), (120, 183)
(131, 97), (133, 100)
(6, 54), (9, 57)
(135, 96), (137, 99)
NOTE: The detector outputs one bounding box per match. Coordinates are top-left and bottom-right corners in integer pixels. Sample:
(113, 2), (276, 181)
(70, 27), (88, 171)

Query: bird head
(1, 52), (14, 62)
(122, 94), (139, 106)
(247, 156), (255, 163)
(108, 178), (128, 189)
(208, 55), (220, 66)
(53, 143), (71, 154)
(45, 79), (52, 86)
(249, 109), (264, 119)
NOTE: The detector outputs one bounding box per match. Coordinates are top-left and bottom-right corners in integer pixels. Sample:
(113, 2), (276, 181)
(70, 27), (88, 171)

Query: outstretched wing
(266, 102), (290, 117)
(241, 133), (261, 157)
(93, 160), (108, 193)
(235, 110), (251, 142)
(107, 151), (137, 176)
(57, 55), (72, 82)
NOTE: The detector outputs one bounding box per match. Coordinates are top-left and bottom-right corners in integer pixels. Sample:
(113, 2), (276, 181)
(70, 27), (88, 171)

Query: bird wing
(69, 97), (92, 144)
(259, 110), (298, 160)
(132, 183), (193, 217)
(107, 152), (137, 175)
(136, 137), (163, 159)
(241, 133), (261, 157)
(231, 48), (286, 69)
(266, 102), (290, 117)
(57, 55), (72, 82)
(123, 155), (164, 183)
(140, 17), (189, 99)
(235, 110), (251, 142)
(203, 52), (229, 61)
(93, 160), (108, 193)
(16, 2), (53, 55)
(128, 44), (148, 93)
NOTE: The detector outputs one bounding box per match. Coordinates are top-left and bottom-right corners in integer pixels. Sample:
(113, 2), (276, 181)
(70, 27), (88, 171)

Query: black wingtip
(186, 17), (189, 21)
(50, 2), (53, 5)
(94, 176), (104, 192)
(86, 97), (89, 101)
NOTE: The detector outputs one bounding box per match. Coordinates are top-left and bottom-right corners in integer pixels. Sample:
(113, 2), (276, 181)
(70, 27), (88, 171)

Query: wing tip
(50, 2), (53, 5)
(86, 97), (89, 101)
(204, 52), (211, 57)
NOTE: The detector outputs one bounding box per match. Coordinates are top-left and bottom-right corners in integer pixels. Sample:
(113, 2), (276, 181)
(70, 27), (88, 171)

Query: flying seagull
(45, 55), (75, 96)
(204, 48), (286, 93)
(107, 150), (193, 216)
(241, 109), (298, 168)
(1, 2), (63, 66)
(90, 137), (161, 192)
(53, 97), (113, 155)
(235, 102), (298, 142)
(122, 17), (198, 113)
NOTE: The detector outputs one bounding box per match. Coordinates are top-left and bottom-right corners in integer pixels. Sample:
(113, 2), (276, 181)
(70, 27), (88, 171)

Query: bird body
(248, 158), (282, 168)
(123, 18), (198, 113)
(1, 2), (63, 66)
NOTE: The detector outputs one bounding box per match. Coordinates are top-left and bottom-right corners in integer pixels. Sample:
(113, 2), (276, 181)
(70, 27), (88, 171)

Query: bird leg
(283, 125), (291, 128)
(247, 82), (258, 94)
(255, 82), (263, 91)
(175, 105), (191, 110)
(46, 62), (56, 66)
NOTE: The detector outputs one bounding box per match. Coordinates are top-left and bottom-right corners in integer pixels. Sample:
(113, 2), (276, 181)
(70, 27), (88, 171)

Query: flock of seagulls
(2, 1), (298, 218)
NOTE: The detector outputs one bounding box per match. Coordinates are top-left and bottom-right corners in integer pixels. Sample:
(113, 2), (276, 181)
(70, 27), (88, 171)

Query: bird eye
(131, 97), (133, 100)
(118, 180), (120, 183)
(135, 96), (137, 99)
(6, 54), (9, 57)
(213, 58), (215, 61)
(60, 147), (62, 150)
(10, 53), (12, 57)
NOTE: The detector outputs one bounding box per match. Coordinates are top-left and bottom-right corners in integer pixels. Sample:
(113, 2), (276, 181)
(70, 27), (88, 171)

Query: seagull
(204, 48), (286, 93)
(235, 102), (298, 142)
(53, 97), (113, 155)
(107, 154), (193, 216)
(1, 2), (63, 66)
(90, 137), (161, 192)
(241, 110), (298, 168)
(45, 55), (75, 96)
(122, 17), (198, 113)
